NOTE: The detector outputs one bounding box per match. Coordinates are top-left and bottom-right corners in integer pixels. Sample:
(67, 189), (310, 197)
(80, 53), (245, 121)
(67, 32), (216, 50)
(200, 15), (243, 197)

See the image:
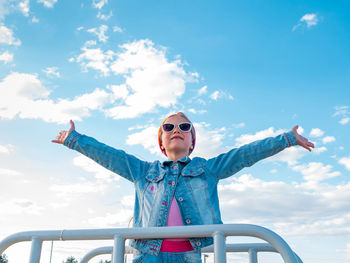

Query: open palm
(51, 120), (75, 144)
(291, 125), (314, 152)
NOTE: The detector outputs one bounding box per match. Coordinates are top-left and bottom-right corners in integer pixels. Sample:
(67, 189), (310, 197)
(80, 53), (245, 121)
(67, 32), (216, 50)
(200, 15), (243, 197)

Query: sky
(0, 0), (349, 262)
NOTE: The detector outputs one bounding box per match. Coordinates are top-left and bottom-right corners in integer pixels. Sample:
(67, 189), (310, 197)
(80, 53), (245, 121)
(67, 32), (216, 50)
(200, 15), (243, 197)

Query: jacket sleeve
(63, 130), (150, 182)
(206, 131), (298, 180)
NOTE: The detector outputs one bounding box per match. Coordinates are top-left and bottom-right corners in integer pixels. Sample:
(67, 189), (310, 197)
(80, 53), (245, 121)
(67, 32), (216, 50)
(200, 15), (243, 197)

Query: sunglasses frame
(161, 122), (193, 133)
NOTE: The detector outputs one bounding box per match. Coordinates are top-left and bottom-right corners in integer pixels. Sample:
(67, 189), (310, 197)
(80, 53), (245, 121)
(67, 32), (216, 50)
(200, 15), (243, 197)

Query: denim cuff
(284, 131), (298, 147)
(63, 130), (81, 149)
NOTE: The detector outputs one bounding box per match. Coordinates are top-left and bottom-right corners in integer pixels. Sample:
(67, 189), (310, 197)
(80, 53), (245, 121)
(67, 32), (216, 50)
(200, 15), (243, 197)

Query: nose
(173, 124), (181, 133)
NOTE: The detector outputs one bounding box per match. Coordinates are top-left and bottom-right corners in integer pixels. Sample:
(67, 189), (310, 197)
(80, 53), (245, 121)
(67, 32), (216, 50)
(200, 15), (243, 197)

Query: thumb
(69, 120), (75, 132)
(291, 125), (299, 132)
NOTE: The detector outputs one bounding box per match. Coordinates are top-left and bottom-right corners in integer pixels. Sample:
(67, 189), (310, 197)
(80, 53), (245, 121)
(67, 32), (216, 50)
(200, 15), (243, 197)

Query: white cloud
(76, 47), (114, 75)
(292, 162), (341, 183)
(333, 105), (349, 125)
(92, 0), (108, 9)
(0, 50), (13, 63)
(232, 122), (245, 129)
(191, 122), (226, 159)
(97, 11), (112, 21)
(313, 146), (327, 154)
(87, 24), (108, 43)
(18, 0), (29, 16)
(219, 173), (350, 236)
(50, 180), (107, 195)
(0, 144), (14, 154)
(43, 66), (60, 78)
(0, 168), (21, 175)
(73, 155), (120, 181)
(83, 40), (97, 47)
(188, 108), (207, 114)
(209, 90), (233, 101)
(334, 105), (349, 116)
(347, 243), (350, 259)
(37, 0), (58, 8)
(210, 90), (219, 100)
(0, 23), (21, 46)
(293, 13), (319, 31)
(108, 84), (129, 100)
(322, 136), (335, 144)
(31, 16), (39, 23)
(300, 13), (318, 27)
(198, 85), (207, 95)
(88, 209), (133, 227)
(113, 25), (123, 33)
(0, 0), (10, 20)
(339, 157), (350, 170)
(0, 198), (43, 215)
(106, 39), (194, 119)
(340, 117), (350, 125)
(0, 72), (111, 123)
(126, 125), (160, 155)
(74, 39), (196, 119)
(269, 147), (307, 166)
(309, 128), (324, 137)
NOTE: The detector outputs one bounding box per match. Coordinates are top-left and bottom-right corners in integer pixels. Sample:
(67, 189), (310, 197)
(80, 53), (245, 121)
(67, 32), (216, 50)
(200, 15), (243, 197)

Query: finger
(309, 142), (315, 148)
(301, 144), (311, 151)
(69, 120), (75, 132)
(51, 140), (61, 144)
(292, 125), (299, 132)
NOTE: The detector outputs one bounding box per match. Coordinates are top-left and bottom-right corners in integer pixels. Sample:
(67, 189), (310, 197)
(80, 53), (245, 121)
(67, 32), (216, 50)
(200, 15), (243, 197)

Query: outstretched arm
(207, 126), (314, 180)
(51, 120), (150, 183)
(291, 125), (314, 152)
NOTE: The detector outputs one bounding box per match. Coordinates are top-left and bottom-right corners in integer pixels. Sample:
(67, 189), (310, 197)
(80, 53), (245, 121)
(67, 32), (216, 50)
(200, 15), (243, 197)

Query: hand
(291, 125), (315, 152)
(51, 120), (75, 144)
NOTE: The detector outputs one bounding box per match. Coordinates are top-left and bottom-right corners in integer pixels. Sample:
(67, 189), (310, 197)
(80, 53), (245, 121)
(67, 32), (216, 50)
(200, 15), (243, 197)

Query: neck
(166, 151), (188, 162)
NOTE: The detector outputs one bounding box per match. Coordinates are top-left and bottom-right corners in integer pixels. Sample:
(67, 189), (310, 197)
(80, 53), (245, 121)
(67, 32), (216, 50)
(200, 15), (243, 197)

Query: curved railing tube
(79, 243), (303, 263)
(0, 224), (300, 263)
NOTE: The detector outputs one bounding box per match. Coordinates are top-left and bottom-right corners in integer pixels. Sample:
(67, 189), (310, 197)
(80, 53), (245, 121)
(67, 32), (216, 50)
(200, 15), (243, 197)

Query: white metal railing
(80, 243), (303, 263)
(0, 224), (302, 263)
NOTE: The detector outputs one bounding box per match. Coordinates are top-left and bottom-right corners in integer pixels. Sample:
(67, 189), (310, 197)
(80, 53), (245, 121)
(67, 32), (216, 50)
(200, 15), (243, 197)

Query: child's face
(161, 115), (193, 156)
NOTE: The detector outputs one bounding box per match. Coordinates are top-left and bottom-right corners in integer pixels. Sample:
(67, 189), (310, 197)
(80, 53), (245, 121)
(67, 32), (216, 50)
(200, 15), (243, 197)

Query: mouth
(171, 136), (183, 140)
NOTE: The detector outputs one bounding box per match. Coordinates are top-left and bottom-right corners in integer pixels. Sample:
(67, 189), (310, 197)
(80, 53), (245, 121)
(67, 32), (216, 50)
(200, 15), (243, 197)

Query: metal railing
(0, 224), (301, 263)
(80, 243), (303, 263)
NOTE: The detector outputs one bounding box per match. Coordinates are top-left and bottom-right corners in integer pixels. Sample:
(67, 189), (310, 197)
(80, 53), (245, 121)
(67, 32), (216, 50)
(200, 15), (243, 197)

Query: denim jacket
(64, 130), (297, 255)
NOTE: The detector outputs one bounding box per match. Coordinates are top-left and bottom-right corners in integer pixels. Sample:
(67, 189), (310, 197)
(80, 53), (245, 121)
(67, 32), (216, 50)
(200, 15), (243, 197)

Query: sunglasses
(162, 122), (192, 133)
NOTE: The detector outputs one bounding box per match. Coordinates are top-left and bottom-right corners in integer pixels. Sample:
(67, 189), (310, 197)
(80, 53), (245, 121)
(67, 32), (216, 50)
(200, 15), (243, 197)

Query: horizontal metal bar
(80, 243), (303, 263)
(0, 224), (298, 263)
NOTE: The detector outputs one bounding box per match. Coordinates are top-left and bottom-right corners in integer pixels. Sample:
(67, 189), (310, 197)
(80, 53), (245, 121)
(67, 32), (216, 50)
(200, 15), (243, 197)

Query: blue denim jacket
(64, 130), (297, 255)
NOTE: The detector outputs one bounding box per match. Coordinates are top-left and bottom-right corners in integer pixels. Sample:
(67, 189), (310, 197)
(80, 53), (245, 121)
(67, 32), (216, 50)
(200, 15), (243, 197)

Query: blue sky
(0, 0), (349, 262)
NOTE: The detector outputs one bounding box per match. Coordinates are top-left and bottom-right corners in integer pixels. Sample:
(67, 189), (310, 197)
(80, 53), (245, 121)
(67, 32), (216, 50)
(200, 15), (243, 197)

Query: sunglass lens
(162, 123), (175, 132)
(179, 123), (191, 132)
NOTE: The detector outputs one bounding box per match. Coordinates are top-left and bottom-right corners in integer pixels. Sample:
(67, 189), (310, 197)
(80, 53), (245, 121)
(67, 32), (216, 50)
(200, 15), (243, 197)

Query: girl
(52, 112), (314, 263)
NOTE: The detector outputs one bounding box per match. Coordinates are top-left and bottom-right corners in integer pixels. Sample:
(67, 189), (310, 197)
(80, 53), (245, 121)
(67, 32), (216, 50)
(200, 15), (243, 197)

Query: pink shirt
(166, 196), (186, 241)
(160, 196), (193, 252)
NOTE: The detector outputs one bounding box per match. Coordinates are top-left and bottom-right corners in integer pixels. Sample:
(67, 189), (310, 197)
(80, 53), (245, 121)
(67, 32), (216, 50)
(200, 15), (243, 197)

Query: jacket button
(186, 219), (191, 224)
(196, 241), (201, 246)
(178, 197), (183, 202)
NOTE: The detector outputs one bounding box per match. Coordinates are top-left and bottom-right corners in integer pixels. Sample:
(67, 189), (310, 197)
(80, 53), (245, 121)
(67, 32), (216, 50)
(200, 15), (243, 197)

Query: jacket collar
(161, 156), (191, 166)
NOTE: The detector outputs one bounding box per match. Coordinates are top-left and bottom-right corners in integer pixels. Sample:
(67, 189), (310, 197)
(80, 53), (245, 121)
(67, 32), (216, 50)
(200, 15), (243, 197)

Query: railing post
(248, 248), (258, 263)
(213, 231), (226, 263)
(112, 235), (125, 263)
(29, 237), (42, 263)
